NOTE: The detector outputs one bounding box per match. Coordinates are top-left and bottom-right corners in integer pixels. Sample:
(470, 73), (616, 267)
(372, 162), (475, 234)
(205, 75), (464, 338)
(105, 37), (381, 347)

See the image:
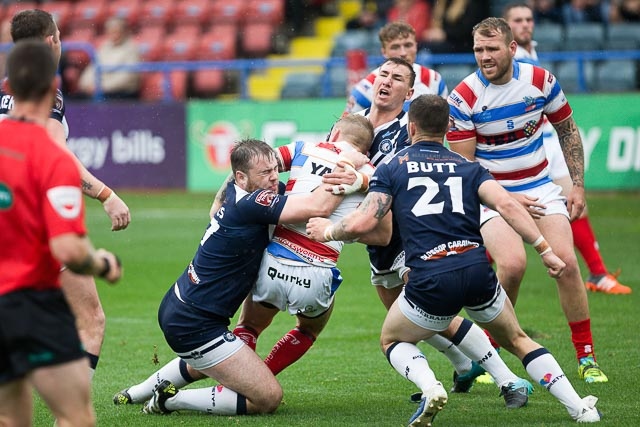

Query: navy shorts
(0, 288), (85, 384)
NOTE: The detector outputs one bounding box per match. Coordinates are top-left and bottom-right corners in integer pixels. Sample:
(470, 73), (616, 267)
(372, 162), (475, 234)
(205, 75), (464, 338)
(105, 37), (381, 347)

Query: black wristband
(99, 257), (111, 278)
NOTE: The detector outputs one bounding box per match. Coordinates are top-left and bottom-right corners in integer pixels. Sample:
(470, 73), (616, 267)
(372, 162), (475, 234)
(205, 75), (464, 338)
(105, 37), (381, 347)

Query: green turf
(33, 191), (640, 426)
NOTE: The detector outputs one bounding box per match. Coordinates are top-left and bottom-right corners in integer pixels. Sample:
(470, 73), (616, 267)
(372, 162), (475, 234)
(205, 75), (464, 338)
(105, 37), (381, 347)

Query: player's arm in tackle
(46, 118), (131, 231)
(552, 116), (586, 221)
(478, 179), (565, 277)
(50, 233), (122, 284)
(306, 191), (393, 245)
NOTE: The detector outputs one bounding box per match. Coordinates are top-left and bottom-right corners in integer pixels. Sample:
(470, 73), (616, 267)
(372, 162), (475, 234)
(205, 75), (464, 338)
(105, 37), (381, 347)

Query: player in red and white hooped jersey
(504, 3), (631, 295)
(344, 21), (448, 115)
(232, 114), (390, 377)
(447, 17), (609, 384)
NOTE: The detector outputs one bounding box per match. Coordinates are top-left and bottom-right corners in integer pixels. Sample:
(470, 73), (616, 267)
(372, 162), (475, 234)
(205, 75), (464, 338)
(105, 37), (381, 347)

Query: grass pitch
(34, 191), (640, 426)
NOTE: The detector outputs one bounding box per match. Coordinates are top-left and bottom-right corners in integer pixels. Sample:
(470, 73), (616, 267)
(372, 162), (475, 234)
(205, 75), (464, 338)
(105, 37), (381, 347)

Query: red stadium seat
(40, 1), (73, 35)
(174, 0), (213, 28)
(69, 0), (109, 30)
(134, 25), (164, 62)
(161, 30), (199, 62)
(105, 0), (143, 28)
(139, 71), (188, 101)
(241, 22), (274, 57)
(2, 2), (39, 23)
(244, 0), (284, 24)
(138, 0), (176, 29)
(210, 0), (246, 25)
(198, 26), (237, 60)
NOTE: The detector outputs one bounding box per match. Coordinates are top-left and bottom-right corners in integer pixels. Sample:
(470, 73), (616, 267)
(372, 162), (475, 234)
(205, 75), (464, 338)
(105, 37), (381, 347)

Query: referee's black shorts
(0, 288), (85, 384)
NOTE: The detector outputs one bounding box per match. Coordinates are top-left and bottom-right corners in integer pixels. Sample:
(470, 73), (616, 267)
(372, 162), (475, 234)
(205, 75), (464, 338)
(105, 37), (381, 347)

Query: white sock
(523, 348), (584, 418)
(386, 342), (438, 393)
(128, 357), (196, 403)
(454, 322), (515, 387)
(424, 334), (473, 374)
(167, 385), (243, 415)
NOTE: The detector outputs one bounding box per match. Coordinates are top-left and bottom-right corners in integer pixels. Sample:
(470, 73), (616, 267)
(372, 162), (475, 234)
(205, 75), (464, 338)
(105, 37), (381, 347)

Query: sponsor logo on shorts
(223, 331), (236, 342)
(267, 266), (311, 288)
(188, 262), (201, 284)
(190, 350), (203, 360)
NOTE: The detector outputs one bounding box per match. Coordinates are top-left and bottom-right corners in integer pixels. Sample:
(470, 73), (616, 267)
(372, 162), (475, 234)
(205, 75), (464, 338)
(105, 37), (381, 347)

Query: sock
(453, 321), (515, 388)
(386, 342), (438, 393)
(233, 325), (259, 351)
(86, 352), (99, 380)
(523, 348), (584, 419)
(167, 385), (247, 415)
(424, 334), (472, 374)
(568, 319), (594, 361)
(128, 357), (197, 403)
(571, 216), (607, 276)
(264, 328), (314, 375)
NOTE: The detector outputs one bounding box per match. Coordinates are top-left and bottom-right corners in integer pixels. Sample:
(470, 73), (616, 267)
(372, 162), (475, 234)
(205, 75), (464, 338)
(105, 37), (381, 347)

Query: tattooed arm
(306, 192), (393, 244)
(553, 116), (586, 221)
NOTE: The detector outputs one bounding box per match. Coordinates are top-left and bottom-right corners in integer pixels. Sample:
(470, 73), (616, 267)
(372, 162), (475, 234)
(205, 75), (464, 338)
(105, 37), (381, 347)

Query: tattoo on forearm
(82, 180), (93, 192)
(374, 194), (392, 219)
(67, 253), (95, 275)
(556, 117), (585, 187)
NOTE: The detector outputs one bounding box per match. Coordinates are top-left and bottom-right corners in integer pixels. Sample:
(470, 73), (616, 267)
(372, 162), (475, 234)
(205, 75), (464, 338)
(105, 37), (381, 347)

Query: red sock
(233, 325), (258, 351)
(571, 216), (607, 276)
(569, 318), (595, 361)
(483, 329), (501, 349)
(264, 329), (315, 376)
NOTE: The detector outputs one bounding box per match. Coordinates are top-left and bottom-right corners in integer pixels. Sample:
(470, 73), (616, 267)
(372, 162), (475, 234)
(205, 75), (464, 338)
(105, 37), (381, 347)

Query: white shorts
(253, 252), (340, 317)
(542, 121), (570, 180)
(370, 250), (407, 289)
(481, 181), (569, 225)
(175, 331), (244, 371)
(397, 284), (507, 332)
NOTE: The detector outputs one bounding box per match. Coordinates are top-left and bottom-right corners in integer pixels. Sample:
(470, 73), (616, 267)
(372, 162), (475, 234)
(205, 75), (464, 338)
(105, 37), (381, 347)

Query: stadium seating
(138, 0), (176, 29)
(554, 60), (596, 92)
(331, 30), (370, 57)
(191, 26), (238, 96)
(134, 25), (165, 62)
(564, 23), (605, 51)
(241, 22), (275, 57)
(244, 0), (285, 24)
(606, 24), (640, 50)
(594, 60), (637, 92)
(139, 71), (188, 101)
(280, 72), (323, 98)
(2, 1), (39, 23)
(436, 64), (475, 89)
(161, 29), (199, 62)
(210, 0), (246, 25)
(69, 0), (109, 30)
(105, 0), (143, 28)
(174, 0), (213, 28)
(40, 1), (73, 35)
(533, 23), (564, 52)
(328, 65), (348, 97)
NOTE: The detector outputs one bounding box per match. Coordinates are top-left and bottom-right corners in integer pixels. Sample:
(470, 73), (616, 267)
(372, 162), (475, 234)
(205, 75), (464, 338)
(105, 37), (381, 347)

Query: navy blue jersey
(0, 84), (67, 136)
(357, 108), (410, 272)
(369, 141), (494, 278)
(174, 181), (288, 319)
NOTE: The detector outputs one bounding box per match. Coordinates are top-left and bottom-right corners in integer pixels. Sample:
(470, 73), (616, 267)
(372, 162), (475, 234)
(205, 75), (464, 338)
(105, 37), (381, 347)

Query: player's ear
(2, 79), (12, 96)
(234, 170), (248, 188)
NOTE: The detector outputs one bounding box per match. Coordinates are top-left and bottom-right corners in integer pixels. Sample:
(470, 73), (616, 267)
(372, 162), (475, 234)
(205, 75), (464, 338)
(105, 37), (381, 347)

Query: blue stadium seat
(332, 30), (371, 57)
(436, 64), (475, 89)
(594, 60), (637, 92)
(533, 23), (564, 52)
(564, 23), (605, 51)
(606, 23), (640, 50)
(281, 73), (322, 98)
(328, 66), (348, 98)
(554, 60), (596, 92)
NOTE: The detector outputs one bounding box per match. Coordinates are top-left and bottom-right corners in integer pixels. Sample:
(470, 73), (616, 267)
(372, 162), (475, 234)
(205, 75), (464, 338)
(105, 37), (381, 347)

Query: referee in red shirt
(0, 40), (122, 427)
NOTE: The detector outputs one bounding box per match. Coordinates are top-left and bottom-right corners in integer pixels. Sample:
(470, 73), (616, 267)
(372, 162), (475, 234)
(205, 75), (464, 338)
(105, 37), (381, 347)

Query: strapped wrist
(96, 185), (113, 203)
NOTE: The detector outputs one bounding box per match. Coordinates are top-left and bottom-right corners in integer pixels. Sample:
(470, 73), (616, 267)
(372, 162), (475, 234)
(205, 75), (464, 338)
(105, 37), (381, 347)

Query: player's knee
(253, 385), (282, 413)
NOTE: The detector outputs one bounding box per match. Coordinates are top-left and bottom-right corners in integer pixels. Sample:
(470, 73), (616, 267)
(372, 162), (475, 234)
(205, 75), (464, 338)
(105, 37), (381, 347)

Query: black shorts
(0, 288), (85, 384)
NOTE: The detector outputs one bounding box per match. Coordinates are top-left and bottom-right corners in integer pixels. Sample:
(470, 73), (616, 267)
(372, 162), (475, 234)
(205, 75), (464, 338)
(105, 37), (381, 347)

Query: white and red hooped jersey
(268, 140), (375, 268)
(446, 61), (572, 192)
(346, 63), (449, 114)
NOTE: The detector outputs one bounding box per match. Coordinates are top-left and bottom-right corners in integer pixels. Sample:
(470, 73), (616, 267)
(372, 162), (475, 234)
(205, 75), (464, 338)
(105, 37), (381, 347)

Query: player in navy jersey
(447, 17), (608, 384)
(307, 95), (602, 425)
(504, 2), (630, 295)
(121, 139), (362, 417)
(2, 9), (131, 381)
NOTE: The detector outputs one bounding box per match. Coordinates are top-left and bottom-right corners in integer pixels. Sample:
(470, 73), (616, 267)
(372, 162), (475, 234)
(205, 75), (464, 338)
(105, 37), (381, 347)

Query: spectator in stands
(386, 0), (431, 44)
(531, 0), (564, 24)
(78, 17), (140, 100)
(609, 0), (640, 21)
(561, 0), (610, 24)
(346, 0), (394, 31)
(420, 0), (490, 53)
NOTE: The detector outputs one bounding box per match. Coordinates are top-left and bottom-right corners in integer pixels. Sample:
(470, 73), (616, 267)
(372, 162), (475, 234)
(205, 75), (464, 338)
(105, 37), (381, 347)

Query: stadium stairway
(247, 0), (361, 100)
